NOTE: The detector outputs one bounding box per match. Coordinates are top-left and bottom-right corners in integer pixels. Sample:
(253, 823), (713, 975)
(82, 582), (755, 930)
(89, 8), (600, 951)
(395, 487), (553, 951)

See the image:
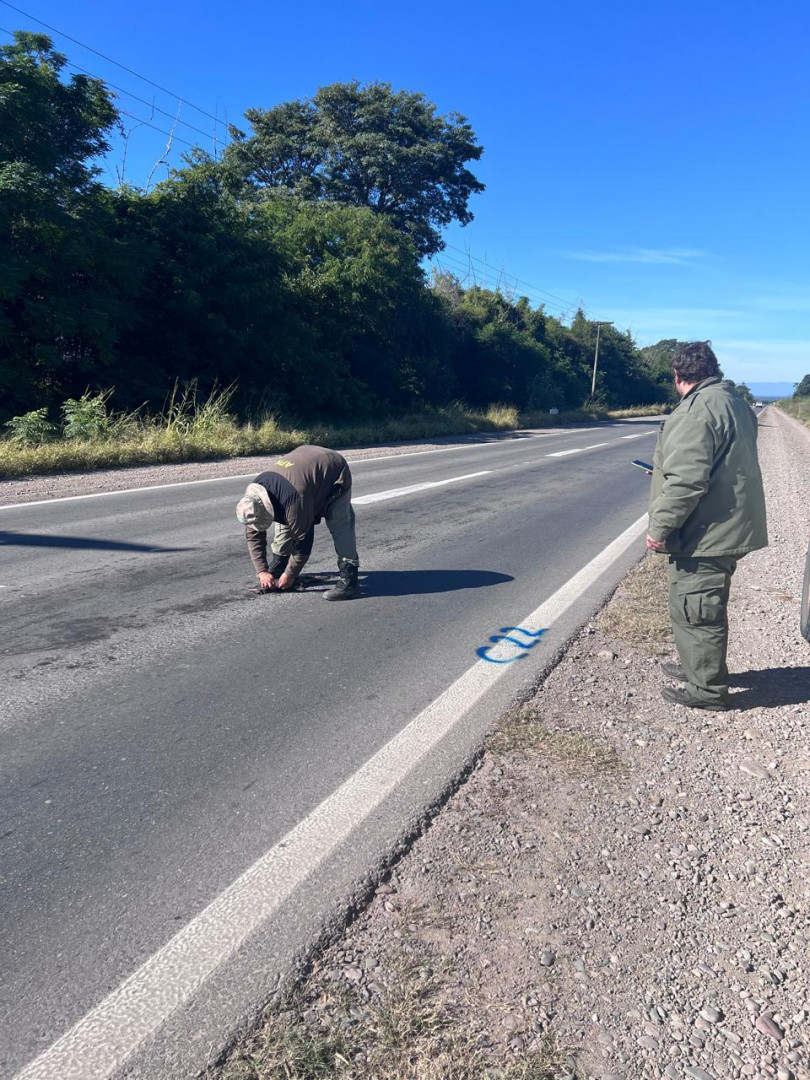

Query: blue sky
(3, 0), (809, 385)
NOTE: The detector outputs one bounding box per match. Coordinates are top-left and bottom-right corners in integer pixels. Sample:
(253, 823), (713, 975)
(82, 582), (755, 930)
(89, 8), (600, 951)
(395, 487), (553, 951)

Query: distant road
(1, 421), (658, 1080)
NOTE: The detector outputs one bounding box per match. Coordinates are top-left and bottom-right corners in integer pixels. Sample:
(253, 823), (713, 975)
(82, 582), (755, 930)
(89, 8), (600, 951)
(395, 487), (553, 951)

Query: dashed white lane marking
(0, 435), (555, 511)
(13, 512), (649, 1080)
(620, 432), (655, 440)
(353, 471), (491, 504)
(0, 427), (663, 512)
(546, 442), (608, 457)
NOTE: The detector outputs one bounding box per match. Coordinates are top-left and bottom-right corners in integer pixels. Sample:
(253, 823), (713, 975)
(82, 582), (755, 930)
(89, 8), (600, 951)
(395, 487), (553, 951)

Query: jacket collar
(682, 375), (722, 400)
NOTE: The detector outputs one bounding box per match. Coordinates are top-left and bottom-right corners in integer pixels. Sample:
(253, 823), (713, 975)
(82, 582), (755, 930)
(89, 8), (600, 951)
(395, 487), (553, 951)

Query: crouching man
(236, 445), (361, 601)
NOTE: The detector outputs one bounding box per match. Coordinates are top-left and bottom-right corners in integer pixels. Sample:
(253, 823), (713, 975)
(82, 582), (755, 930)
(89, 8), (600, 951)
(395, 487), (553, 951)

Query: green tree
(735, 382), (755, 404)
(223, 81), (484, 256)
(794, 374), (810, 397)
(263, 196), (453, 415)
(0, 32), (127, 417)
(113, 165), (293, 412)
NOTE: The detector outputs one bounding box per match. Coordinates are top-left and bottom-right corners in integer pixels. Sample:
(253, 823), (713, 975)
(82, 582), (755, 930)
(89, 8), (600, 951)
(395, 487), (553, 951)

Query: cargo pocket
(677, 572), (727, 626)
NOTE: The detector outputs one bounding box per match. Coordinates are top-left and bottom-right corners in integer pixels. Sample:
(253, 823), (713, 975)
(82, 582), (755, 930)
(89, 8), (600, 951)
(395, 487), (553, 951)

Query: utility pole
(591, 321), (614, 398)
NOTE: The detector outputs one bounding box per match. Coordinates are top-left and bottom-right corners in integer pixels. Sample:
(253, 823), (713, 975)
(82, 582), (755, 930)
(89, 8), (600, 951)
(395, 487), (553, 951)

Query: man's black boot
(324, 561), (361, 601)
(662, 685), (729, 711)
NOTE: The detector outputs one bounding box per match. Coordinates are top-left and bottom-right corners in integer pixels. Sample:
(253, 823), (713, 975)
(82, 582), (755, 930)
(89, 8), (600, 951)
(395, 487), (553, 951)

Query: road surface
(0, 422), (657, 1079)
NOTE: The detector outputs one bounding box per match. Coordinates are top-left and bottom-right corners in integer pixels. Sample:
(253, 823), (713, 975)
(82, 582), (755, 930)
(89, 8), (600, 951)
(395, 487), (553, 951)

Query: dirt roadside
(211, 407), (810, 1080)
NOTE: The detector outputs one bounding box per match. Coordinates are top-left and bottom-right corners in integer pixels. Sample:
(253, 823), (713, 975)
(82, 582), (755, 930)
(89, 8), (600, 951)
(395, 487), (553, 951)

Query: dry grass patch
(214, 951), (571, 1080)
(598, 553), (671, 653)
(488, 708), (625, 778)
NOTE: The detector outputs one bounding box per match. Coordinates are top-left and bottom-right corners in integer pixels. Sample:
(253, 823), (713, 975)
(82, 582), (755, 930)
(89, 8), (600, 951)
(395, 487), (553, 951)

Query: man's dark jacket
(649, 378), (767, 556)
(246, 445), (352, 577)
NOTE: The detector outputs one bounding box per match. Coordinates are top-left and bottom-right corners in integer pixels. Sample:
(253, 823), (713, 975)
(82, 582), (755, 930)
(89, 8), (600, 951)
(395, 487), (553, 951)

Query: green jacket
(648, 378), (767, 556)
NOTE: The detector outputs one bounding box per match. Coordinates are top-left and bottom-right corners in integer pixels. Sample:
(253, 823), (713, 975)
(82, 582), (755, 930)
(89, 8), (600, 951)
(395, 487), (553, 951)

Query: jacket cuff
(648, 523), (670, 543)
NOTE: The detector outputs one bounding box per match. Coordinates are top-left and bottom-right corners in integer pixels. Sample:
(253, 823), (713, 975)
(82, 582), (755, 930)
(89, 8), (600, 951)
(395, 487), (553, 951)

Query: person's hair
(670, 341), (721, 383)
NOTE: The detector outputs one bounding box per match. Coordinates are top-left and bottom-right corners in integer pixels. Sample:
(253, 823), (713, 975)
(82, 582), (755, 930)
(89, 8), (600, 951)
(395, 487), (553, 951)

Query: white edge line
(620, 432), (655, 440)
(13, 512), (648, 1080)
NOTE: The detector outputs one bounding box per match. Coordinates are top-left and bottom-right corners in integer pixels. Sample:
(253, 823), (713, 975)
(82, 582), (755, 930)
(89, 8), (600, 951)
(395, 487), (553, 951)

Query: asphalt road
(0, 422), (658, 1079)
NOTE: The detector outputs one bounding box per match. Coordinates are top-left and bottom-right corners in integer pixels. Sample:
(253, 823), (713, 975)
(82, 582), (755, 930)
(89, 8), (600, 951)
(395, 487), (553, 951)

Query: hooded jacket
(648, 378), (767, 557)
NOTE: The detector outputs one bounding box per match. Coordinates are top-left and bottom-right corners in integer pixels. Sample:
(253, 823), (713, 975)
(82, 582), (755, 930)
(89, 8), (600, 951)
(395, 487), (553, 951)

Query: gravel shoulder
(215, 407), (810, 1080)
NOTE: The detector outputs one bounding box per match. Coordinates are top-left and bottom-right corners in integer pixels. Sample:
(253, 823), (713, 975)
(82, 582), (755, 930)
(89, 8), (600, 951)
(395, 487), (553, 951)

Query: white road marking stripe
(546, 441), (608, 457)
(0, 438), (557, 512)
(1, 427), (662, 512)
(13, 512), (649, 1080)
(353, 471), (491, 504)
(620, 432), (655, 440)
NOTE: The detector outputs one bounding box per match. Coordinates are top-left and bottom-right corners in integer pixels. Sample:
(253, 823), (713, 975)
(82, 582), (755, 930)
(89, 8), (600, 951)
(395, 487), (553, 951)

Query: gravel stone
(755, 1014), (786, 1041)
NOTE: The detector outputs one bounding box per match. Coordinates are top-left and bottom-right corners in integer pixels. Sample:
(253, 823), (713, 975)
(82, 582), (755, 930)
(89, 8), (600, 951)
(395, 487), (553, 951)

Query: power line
(429, 250), (577, 318)
(70, 61), (216, 144)
(444, 242), (610, 322)
(430, 252), (571, 315)
(117, 109), (197, 151)
(0, 0), (223, 125)
(0, 23), (218, 146)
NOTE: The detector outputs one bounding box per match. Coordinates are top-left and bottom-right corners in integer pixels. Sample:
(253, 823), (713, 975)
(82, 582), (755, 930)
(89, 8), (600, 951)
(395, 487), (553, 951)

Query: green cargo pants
(271, 488), (359, 567)
(668, 555), (738, 704)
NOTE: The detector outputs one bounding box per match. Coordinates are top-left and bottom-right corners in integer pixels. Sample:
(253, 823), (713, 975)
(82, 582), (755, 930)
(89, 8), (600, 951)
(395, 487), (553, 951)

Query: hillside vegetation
(2, 30), (678, 472)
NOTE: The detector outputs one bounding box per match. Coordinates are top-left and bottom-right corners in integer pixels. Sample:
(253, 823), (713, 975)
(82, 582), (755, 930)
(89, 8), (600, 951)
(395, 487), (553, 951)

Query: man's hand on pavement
(258, 571), (277, 591)
(646, 535), (667, 552)
(276, 572), (296, 591)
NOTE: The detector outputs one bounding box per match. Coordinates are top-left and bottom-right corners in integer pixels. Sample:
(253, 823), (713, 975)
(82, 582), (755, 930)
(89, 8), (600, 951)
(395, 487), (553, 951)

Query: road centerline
(546, 441), (609, 457)
(353, 470), (492, 504)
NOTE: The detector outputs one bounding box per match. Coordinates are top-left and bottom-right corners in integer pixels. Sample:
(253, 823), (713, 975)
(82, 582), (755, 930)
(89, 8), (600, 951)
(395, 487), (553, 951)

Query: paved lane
(0, 422), (658, 1079)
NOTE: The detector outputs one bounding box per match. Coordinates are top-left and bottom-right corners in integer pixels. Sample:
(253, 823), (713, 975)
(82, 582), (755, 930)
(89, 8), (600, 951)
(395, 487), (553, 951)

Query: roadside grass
(597, 552), (671, 653)
(774, 398), (810, 426)
(488, 706), (626, 777)
(214, 950), (571, 1080)
(0, 396), (667, 479)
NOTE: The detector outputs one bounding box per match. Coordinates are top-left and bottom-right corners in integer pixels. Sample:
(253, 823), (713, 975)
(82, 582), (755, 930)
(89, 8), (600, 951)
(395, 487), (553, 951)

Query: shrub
(61, 389), (114, 440)
(5, 408), (58, 447)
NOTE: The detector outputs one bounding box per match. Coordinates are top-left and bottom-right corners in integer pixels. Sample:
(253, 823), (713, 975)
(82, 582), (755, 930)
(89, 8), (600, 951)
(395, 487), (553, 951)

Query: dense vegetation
(1, 31), (676, 438)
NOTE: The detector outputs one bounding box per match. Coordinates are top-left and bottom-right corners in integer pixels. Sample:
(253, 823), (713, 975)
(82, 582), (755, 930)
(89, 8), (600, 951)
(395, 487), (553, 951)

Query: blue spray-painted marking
(477, 626), (547, 664)
(476, 646), (527, 664)
(489, 634), (537, 649)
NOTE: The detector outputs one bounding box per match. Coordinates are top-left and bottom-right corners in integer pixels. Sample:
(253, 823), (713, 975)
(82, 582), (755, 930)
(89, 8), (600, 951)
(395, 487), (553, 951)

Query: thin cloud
(565, 247), (708, 265)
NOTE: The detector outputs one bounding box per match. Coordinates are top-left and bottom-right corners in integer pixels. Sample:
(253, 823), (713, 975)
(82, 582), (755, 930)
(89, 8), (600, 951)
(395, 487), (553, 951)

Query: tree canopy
(223, 80), (485, 256)
(1, 33), (674, 426)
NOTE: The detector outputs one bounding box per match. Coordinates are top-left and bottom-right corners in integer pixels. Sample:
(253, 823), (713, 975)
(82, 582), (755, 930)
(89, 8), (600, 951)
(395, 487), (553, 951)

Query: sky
(3, 0), (810, 386)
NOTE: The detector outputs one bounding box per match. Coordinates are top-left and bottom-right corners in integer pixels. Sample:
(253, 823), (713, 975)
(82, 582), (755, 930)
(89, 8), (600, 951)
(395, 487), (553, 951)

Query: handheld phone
(631, 459), (654, 473)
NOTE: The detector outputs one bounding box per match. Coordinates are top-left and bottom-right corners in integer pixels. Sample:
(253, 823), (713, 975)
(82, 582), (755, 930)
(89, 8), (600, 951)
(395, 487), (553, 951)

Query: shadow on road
(0, 530), (194, 553)
(729, 665), (810, 709)
(360, 569), (513, 596)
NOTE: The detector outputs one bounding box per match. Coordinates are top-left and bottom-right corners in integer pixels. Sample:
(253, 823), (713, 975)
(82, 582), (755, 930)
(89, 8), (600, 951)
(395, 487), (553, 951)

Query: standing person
(236, 445), (361, 601)
(647, 342), (767, 709)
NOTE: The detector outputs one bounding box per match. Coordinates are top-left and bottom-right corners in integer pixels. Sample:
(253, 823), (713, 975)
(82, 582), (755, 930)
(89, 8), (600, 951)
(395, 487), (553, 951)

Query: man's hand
(276, 571), (297, 591)
(258, 571), (278, 591)
(646, 535), (667, 552)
